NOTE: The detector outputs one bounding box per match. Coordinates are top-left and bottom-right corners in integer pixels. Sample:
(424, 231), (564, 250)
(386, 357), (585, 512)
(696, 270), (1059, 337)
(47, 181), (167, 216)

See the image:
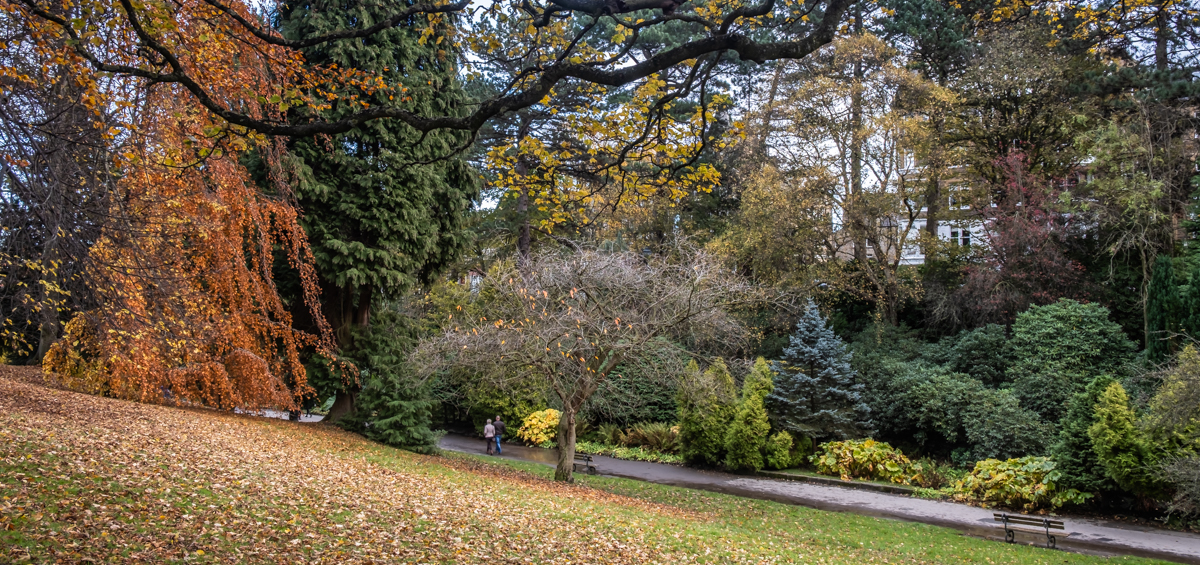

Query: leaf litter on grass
(0, 369), (678, 564)
(0, 366), (1168, 565)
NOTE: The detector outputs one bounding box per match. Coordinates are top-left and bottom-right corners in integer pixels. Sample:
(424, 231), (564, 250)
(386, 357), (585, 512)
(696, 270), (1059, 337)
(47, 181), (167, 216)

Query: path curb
(755, 470), (916, 495)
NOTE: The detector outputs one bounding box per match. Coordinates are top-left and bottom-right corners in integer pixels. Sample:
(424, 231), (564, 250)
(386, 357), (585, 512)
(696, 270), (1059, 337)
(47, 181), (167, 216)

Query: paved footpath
(438, 434), (1200, 564)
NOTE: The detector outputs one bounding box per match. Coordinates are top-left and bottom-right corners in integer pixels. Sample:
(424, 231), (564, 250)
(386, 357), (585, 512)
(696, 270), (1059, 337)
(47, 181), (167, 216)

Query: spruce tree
(766, 300), (872, 442)
(279, 0), (477, 419)
(724, 358), (774, 472)
(1146, 255), (1182, 362)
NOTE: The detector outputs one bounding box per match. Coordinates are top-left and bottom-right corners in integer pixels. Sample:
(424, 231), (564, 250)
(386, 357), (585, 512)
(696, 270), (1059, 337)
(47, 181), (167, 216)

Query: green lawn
(0, 370), (1171, 564)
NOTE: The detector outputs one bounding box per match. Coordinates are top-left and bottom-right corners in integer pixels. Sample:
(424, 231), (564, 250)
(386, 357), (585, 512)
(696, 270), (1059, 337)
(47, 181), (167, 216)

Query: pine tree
(1146, 255), (1182, 362)
(766, 300), (872, 442)
(278, 0), (478, 418)
(724, 358), (774, 472)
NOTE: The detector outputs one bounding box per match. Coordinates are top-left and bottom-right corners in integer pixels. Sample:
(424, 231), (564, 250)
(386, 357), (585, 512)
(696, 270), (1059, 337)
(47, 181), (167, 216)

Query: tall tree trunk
(756, 63), (787, 157)
(1155, 3), (1169, 72)
(31, 230), (62, 364)
(517, 183), (531, 261)
(924, 116), (946, 244)
(554, 407), (578, 482)
(849, 7), (867, 263)
(326, 283), (373, 423)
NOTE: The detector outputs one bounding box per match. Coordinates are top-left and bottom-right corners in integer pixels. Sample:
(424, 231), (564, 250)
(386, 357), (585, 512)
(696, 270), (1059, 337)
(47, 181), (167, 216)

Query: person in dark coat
(492, 415), (506, 454)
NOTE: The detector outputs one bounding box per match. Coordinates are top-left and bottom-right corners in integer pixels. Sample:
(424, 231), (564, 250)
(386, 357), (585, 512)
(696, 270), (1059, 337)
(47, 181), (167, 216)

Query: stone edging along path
(436, 434), (1200, 565)
(755, 469), (916, 495)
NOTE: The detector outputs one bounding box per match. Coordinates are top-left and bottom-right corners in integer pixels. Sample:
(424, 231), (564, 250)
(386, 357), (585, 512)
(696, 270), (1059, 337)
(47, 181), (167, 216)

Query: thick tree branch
(19, 0), (854, 138)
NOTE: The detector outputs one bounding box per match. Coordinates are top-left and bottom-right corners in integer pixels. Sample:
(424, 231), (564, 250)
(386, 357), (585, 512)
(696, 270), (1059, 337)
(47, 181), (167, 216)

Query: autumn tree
(7, 0), (332, 410)
(7, 0), (859, 140)
(0, 13), (112, 363)
(414, 247), (753, 481)
(714, 34), (944, 324)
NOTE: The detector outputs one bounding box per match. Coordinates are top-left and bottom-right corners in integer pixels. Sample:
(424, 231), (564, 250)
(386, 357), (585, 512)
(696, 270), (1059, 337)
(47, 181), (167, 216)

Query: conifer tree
(1182, 262), (1200, 339)
(766, 300), (872, 442)
(1146, 255), (1182, 362)
(279, 0), (478, 419)
(1049, 375), (1119, 495)
(1089, 382), (1169, 499)
(678, 359), (738, 467)
(724, 357), (774, 472)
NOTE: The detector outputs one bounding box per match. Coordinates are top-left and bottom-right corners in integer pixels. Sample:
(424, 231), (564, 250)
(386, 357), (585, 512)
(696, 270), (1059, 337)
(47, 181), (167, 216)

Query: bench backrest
(993, 513), (1065, 530)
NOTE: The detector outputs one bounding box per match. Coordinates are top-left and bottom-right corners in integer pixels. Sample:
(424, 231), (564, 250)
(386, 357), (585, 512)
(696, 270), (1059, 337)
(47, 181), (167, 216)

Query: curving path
(438, 434), (1200, 564)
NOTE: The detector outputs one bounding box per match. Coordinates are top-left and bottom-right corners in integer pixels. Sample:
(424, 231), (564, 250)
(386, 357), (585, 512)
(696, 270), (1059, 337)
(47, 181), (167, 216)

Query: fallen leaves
(0, 368), (685, 564)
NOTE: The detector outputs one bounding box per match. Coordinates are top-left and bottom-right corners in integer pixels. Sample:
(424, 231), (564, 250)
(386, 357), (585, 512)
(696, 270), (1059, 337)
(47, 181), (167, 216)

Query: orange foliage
(5, 0), (337, 410)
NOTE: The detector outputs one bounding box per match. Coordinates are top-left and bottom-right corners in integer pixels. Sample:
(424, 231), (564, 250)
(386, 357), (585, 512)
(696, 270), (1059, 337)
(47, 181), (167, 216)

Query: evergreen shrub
(724, 358), (775, 472)
(1008, 299), (1136, 423)
(764, 431), (795, 470)
(1049, 374), (1119, 494)
(1088, 382), (1169, 499)
(767, 300), (872, 441)
(678, 359), (738, 466)
(339, 311), (440, 454)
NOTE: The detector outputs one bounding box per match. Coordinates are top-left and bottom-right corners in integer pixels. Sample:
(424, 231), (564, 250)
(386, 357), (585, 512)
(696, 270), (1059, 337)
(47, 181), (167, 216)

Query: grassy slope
(0, 368), (1167, 564)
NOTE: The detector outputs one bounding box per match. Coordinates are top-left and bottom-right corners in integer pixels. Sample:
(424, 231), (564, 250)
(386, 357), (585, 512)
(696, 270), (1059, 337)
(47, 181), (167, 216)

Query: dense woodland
(2, 0), (1200, 522)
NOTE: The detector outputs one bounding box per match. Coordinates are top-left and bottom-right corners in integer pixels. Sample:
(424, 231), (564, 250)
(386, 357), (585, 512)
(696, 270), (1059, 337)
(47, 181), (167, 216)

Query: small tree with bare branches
(415, 247), (753, 481)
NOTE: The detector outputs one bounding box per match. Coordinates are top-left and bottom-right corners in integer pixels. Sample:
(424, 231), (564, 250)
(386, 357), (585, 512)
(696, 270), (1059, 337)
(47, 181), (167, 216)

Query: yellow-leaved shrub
(517, 409), (561, 446)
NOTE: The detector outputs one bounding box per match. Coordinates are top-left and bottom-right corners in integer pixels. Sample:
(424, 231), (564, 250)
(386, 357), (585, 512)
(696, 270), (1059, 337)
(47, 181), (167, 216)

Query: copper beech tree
(414, 247), (754, 481)
(2, 0), (331, 409)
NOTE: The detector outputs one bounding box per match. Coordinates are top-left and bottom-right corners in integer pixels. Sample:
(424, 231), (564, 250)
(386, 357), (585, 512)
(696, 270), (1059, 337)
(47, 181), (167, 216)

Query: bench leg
(1004, 528), (1015, 543)
(1047, 534), (1056, 549)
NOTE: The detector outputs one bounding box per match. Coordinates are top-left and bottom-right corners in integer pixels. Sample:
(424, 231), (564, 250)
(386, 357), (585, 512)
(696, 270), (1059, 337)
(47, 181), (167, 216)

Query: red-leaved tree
(952, 152), (1092, 326)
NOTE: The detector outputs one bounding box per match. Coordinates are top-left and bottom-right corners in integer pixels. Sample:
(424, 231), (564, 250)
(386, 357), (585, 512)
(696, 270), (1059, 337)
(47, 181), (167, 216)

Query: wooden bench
(573, 452), (597, 475)
(994, 513), (1068, 549)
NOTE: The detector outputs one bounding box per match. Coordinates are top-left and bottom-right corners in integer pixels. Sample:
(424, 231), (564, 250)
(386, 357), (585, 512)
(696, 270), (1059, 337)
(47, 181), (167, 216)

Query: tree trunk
(553, 408), (577, 482)
(849, 7), (867, 263)
(354, 283), (373, 328)
(326, 283), (373, 423)
(326, 388), (358, 423)
(924, 116), (945, 244)
(1155, 3), (1169, 72)
(31, 237), (63, 364)
(517, 183), (531, 262)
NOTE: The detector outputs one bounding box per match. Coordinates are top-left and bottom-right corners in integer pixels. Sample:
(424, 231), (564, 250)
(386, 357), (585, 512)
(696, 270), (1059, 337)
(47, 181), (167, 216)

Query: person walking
(492, 415), (506, 455)
(483, 419), (496, 455)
